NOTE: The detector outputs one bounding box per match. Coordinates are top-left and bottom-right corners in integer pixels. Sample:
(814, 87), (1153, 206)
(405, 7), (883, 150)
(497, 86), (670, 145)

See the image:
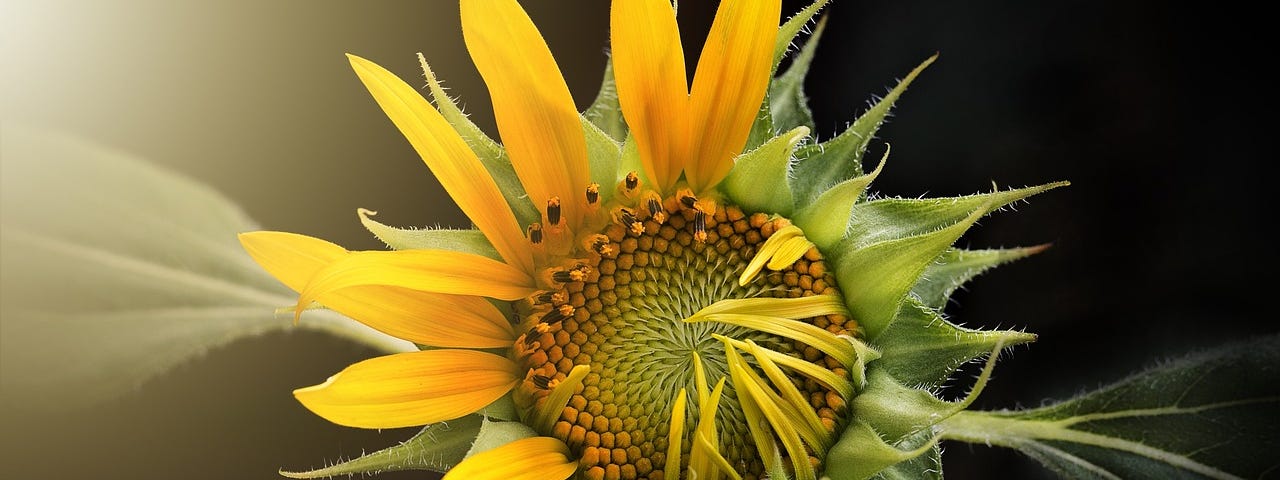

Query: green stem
(936, 411), (1244, 480)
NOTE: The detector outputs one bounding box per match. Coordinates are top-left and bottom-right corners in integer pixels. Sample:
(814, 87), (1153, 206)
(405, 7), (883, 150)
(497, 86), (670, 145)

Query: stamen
(694, 211), (708, 243)
(585, 183), (600, 205)
(625, 171), (639, 192)
(547, 197), (562, 226)
(532, 374), (553, 390)
(643, 191), (666, 224)
(611, 207), (644, 236)
(678, 189), (698, 209)
(583, 234), (615, 258)
(536, 290), (568, 305)
(528, 223), (544, 245)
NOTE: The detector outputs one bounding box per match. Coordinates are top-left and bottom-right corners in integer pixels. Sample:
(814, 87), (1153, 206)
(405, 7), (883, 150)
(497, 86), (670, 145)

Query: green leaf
(913, 245), (1050, 310)
(791, 55), (936, 203)
(793, 146), (886, 250)
(0, 128), (413, 409)
(581, 115), (623, 203)
(418, 54), (539, 227)
(744, 90), (777, 152)
(357, 208), (500, 259)
(583, 58), (628, 142)
(280, 415), (483, 478)
(770, 15), (826, 133)
(722, 127), (808, 216)
(772, 0), (830, 72)
(939, 335), (1280, 480)
(844, 182), (1068, 249)
(873, 298), (1036, 388)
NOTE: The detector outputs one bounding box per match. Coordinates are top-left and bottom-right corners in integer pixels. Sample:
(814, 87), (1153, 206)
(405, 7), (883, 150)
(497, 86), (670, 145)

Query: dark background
(2, 0), (1274, 478)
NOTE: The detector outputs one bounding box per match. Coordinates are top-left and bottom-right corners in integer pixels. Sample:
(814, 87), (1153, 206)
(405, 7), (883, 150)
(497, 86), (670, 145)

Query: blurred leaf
(357, 208), (500, 258)
(770, 15), (825, 133)
(939, 335), (1280, 479)
(0, 127), (413, 409)
(281, 415), (483, 478)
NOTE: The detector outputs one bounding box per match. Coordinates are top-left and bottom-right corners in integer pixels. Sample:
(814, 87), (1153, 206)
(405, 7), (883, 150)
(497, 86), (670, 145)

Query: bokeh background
(2, 0), (1274, 478)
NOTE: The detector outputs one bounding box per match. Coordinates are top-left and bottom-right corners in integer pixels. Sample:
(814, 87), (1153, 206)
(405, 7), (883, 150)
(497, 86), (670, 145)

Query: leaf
(871, 431), (944, 480)
(583, 57), (628, 142)
(770, 15), (826, 134)
(280, 415), (483, 478)
(357, 208), (500, 259)
(873, 298), (1035, 388)
(938, 335), (1280, 480)
(418, 54), (540, 227)
(722, 127), (807, 215)
(0, 127), (413, 409)
(825, 419), (939, 480)
(791, 55), (936, 203)
(913, 245), (1050, 310)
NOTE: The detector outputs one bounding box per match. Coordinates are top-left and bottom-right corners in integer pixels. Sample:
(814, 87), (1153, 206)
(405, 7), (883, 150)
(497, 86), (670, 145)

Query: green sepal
(581, 115), (623, 204)
(770, 15), (826, 133)
(357, 209), (500, 260)
(744, 90), (777, 152)
(722, 127), (808, 216)
(279, 415), (483, 478)
(463, 417), (539, 459)
(874, 298), (1036, 388)
(419, 55), (539, 227)
(792, 147), (886, 250)
(823, 419), (939, 480)
(832, 203), (988, 339)
(939, 335), (1280, 480)
(791, 55), (936, 203)
(583, 58), (628, 142)
(773, 0), (830, 72)
(913, 245), (1051, 310)
(477, 393), (518, 421)
(869, 435), (943, 480)
(844, 182), (1067, 249)
(851, 366), (952, 441)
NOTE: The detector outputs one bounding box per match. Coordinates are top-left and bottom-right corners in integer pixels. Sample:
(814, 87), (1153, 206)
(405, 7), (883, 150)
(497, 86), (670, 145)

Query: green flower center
(514, 198), (854, 480)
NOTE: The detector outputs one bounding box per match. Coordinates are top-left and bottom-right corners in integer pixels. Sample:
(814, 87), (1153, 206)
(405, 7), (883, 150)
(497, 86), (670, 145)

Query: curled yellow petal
(295, 249), (536, 320)
(685, 0), (782, 192)
(461, 0), (590, 229)
(443, 437), (575, 480)
(294, 350), (518, 429)
(346, 54), (533, 275)
(611, 0), (688, 192)
(240, 232), (514, 348)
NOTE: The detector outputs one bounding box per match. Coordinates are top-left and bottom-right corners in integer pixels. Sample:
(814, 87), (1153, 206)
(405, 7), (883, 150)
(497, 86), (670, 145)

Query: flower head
(240, 0), (1064, 479)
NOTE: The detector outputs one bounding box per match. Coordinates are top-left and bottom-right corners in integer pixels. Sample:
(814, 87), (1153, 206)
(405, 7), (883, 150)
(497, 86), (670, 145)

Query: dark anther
(694, 211), (708, 242)
(586, 184), (600, 205)
(647, 198), (662, 217)
(680, 194), (698, 209)
(528, 223), (544, 244)
(546, 197), (562, 225)
(625, 171), (639, 191)
(542, 308), (568, 324)
(619, 208), (637, 225)
(532, 375), (552, 389)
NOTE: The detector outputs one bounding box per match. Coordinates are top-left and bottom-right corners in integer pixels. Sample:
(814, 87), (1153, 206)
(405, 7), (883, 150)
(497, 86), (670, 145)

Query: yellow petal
(347, 54), (533, 275)
(611, 0), (688, 193)
(443, 437), (575, 480)
(296, 249), (536, 321)
(294, 350), (518, 429)
(240, 232), (515, 348)
(461, 0), (590, 229)
(685, 0), (781, 192)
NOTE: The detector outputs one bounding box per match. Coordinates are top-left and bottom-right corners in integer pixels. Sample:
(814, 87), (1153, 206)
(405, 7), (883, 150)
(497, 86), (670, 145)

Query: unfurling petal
(294, 350), (518, 429)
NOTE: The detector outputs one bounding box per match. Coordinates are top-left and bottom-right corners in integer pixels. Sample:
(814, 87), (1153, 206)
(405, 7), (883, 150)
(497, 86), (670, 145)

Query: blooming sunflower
(239, 0), (1064, 479)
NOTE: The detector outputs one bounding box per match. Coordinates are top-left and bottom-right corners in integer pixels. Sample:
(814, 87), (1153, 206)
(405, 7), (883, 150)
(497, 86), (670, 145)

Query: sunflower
(240, 0), (1063, 479)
